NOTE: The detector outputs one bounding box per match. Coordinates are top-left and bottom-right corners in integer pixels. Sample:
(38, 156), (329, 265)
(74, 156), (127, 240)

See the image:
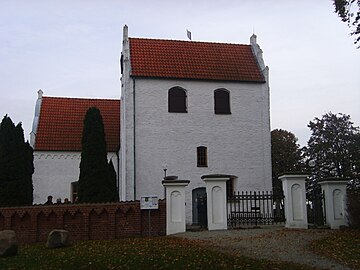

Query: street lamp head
(309, 160), (316, 168)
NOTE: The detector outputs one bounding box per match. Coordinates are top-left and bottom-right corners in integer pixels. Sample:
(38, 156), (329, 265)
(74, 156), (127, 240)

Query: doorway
(192, 187), (207, 226)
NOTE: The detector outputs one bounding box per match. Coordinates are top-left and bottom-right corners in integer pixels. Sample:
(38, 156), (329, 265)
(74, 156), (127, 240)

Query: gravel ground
(174, 225), (351, 270)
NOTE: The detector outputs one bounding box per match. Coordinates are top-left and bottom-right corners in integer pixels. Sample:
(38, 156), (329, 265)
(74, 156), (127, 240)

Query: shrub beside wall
(347, 180), (360, 228)
(0, 200), (165, 244)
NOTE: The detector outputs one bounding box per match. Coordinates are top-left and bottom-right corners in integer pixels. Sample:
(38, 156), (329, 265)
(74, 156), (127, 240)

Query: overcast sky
(1, 0), (359, 146)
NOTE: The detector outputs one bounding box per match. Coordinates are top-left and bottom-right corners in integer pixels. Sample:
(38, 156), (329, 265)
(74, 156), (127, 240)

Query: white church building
(30, 25), (272, 224)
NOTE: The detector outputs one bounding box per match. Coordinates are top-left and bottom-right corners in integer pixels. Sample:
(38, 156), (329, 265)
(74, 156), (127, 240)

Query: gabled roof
(129, 38), (265, 82)
(35, 96), (120, 152)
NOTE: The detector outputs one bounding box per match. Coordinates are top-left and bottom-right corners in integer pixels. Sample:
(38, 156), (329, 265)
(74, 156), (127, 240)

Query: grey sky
(1, 0), (359, 146)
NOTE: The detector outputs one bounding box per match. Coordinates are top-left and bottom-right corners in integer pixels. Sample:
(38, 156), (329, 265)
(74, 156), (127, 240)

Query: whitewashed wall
(128, 78), (271, 223)
(33, 151), (120, 204)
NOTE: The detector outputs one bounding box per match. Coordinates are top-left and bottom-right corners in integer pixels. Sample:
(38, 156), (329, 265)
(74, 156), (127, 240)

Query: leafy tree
(333, 0), (360, 47)
(345, 133), (360, 227)
(0, 115), (34, 206)
(271, 129), (303, 198)
(78, 107), (118, 203)
(305, 112), (359, 225)
(306, 112), (359, 179)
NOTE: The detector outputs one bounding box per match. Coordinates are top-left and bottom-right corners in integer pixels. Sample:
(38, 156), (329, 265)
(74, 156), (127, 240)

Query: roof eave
(130, 75), (266, 84)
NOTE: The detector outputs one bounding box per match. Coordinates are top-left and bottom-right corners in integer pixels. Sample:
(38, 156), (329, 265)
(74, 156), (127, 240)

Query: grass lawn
(0, 237), (315, 270)
(311, 229), (360, 270)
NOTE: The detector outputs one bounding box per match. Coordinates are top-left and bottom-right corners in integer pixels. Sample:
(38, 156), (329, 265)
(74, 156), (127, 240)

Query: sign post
(140, 196), (158, 236)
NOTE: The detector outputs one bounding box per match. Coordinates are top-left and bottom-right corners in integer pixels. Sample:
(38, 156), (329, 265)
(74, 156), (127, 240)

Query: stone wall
(0, 200), (165, 244)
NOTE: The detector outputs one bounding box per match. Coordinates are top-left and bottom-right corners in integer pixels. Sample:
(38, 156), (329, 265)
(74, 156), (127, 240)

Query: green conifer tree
(0, 115), (34, 206)
(77, 107), (119, 203)
(23, 141), (34, 205)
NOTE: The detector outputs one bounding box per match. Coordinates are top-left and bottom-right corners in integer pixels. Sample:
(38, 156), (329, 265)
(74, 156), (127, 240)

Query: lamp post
(309, 160), (315, 168)
(162, 163), (168, 198)
(309, 160), (318, 225)
(162, 163), (168, 179)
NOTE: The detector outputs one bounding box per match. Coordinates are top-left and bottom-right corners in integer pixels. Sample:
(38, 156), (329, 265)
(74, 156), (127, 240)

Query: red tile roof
(35, 96), (120, 152)
(129, 38), (265, 82)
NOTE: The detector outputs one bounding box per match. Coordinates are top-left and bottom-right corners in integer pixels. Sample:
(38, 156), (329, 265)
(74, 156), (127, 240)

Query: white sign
(140, 195), (158, 210)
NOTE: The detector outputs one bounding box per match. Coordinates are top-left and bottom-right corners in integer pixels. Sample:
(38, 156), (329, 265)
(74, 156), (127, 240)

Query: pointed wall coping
(278, 173), (309, 181)
(162, 180), (190, 186)
(201, 174), (234, 180)
(318, 178), (350, 185)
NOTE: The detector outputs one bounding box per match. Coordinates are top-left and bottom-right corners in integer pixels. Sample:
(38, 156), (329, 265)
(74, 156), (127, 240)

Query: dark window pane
(169, 87), (187, 113)
(197, 146), (208, 167)
(214, 89), (230, 114)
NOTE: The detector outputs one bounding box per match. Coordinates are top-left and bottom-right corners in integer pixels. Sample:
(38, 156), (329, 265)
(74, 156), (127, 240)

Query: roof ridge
(129, 37), (250, 47)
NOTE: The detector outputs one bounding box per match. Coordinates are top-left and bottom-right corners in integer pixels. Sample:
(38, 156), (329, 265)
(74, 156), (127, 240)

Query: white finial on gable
(30, 89), (44, 147)
(250, 33), (266, 71)
(38, 89), (43, 99)
(123, 25), (128, 44)
(250, 34), (257, 46)
(122, 25), (130, 62)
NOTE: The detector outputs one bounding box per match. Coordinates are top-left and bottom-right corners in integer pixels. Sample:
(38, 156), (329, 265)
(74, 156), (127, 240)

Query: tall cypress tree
(0, 115), (34, 206)
(77, 107), (118, 203)
(23, 141), (34, 205)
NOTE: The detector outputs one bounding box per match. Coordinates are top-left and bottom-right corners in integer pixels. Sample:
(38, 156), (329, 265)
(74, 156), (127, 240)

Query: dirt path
(174, 226), (351, 270)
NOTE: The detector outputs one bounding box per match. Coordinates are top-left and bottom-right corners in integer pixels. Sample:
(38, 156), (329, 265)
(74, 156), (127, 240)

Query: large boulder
(0, 230), (18, 257)
(46, 229), (70, 249)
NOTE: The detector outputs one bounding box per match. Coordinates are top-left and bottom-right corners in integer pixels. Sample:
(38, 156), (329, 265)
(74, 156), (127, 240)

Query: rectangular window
(197, 146), (208, 167)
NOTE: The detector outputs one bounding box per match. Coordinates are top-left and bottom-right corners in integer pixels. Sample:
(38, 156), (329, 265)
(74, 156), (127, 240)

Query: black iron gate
(227, 191), (285, 227)
(307, 189), (326, 226)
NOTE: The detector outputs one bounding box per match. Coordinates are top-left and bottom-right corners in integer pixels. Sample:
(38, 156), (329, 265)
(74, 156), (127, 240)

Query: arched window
(168, 87), (187, 113)
(197, 146), (208, 167)
(214, 89), (231, 114)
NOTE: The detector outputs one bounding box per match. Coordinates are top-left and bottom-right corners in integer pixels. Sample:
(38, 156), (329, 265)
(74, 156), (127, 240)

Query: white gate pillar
(319, 178), (349, 229)
(162, 179), (190, 235)
(201, 174), (229, 231)
(279, 174), (309, 229)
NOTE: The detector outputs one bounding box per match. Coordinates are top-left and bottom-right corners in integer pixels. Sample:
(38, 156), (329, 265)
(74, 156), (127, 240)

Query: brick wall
(0, 200), (166, 244)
